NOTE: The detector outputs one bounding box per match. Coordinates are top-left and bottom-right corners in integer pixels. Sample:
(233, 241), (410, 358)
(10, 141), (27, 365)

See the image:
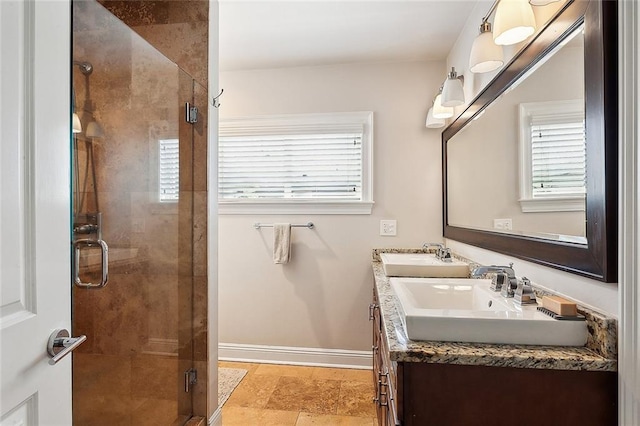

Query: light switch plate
(380, 220), (397, 236)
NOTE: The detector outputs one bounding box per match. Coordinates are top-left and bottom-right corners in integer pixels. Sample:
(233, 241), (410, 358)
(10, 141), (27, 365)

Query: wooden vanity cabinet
(371, 286), (617, 426)
(371, 288), (401, 426)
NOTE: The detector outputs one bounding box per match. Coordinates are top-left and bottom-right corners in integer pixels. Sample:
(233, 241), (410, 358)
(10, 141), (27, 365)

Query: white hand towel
(273, 223), (292, 264)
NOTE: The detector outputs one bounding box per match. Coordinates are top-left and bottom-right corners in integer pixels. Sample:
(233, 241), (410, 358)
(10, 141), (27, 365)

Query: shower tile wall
(72, 1), (208, 424)
(99, 0), (209, 87)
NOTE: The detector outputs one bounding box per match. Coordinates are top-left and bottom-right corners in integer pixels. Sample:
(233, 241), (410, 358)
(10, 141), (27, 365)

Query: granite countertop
(372, 259), (617, 372)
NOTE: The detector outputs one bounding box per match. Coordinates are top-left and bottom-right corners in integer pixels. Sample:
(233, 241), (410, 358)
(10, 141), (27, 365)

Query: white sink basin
(380, 253), (469, 278)
(390, 277), (588, 346)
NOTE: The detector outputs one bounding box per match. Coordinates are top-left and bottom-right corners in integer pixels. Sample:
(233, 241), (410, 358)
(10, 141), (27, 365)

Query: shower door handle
(74, 238), (109, 288)
(47, 328), (87, 365)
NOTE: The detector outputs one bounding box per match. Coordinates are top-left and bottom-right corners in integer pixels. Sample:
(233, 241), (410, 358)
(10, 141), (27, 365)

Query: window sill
(519, 196), (585, 213)
(218, 200), (375, 215)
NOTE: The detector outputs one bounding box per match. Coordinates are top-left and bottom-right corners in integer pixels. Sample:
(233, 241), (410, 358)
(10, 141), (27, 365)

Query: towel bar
(254, 222), (314, 229)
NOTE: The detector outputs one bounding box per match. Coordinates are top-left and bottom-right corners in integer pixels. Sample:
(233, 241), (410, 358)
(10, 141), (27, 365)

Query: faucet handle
(438, 247), (452, 263)
(514, 277), (537, 305)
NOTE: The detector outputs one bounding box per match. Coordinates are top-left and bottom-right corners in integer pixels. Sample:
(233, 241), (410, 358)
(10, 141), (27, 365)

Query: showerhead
(73, 60), (93, 75)
(72, 59), (103, 138)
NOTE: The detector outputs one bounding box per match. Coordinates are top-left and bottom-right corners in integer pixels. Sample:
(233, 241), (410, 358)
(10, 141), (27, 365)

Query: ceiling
(219, 1), (479, 71)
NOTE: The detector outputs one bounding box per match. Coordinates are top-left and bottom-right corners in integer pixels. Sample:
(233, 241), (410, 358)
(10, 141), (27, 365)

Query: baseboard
(208, 407), (222, 426)
(218, 343), (372, 369)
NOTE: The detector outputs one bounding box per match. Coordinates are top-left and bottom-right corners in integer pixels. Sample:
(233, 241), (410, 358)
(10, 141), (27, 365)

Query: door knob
(47, 328), (86, 365)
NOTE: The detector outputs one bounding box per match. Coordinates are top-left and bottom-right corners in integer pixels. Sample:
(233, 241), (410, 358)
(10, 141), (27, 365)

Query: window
(158, 138), (179, 202)
(518, 100), (585, 212)
(218, 112), (374, 214)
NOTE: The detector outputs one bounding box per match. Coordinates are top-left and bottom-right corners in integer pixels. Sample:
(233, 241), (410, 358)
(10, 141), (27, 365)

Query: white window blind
(158, 138), (179, 202)
(219, 132), (362, 200)
(530, 114), (586, 198)
(218, 112), (374, 214)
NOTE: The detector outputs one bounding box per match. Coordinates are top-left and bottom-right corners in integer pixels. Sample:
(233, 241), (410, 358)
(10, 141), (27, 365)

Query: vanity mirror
(443, 0), (617, 282)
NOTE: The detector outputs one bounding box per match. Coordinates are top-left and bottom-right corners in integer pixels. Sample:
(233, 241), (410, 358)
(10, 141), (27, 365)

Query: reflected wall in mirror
(448, 25), (586, 243)
(443, 0), (617, 282)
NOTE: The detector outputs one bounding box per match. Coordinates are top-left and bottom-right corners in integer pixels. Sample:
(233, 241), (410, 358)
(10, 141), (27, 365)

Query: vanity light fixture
(441, 67), (465, 107)
(529, 0), (561, 5)
(425, 107), (445, 129)
(470, 20), (504, 73)
(72, 113), (82, 134)
(493, 0), (536, 46)
(432, 86), (454, 119)
(85, 120), (104, 138)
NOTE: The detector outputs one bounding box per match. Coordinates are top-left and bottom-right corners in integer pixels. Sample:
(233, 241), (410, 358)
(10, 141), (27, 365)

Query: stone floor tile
(221, 406), (299, 425)
(265, 377), (341, 414)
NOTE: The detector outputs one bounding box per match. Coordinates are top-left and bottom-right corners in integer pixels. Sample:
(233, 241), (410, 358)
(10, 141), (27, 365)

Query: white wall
(445, 1), (617, 316)
(218, 61), (445, 353)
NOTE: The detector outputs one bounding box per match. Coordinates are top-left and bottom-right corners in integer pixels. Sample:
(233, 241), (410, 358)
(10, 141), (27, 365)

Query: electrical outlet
(493, 218), (512, 230)
(380, 220), (397, 236)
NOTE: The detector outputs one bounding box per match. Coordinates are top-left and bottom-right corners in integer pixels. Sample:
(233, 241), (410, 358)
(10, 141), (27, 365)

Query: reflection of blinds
(530, 114), (585, 198)
(159, 139), (179, 202)
(219, 132), (363, 200)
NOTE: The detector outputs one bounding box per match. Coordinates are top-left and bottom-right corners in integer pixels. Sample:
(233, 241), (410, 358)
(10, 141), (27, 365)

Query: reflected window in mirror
(519, 100), (585, 214)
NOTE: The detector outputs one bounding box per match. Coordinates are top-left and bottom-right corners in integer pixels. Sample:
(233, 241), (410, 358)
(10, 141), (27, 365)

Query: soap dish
(537, 306), (585, 321)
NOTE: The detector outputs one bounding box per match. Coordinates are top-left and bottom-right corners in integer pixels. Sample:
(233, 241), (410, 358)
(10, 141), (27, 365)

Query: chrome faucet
(471, 265), (538, 305)
(470, 264), (518, 297)
(422, 242), (444, 251)
(422, 243), (452, 263)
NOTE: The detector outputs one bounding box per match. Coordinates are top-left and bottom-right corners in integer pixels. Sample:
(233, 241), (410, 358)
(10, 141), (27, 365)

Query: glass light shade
(529, 0), (560, 5)
(425, 108), (445, 129)
(72, 113), (82, 134)
(469, 30), (504, 73)
(85, 121), (104, 138)
(442, 76), (465, 107)
(493, 0), (536, 46)
(432, 94), (454, 119)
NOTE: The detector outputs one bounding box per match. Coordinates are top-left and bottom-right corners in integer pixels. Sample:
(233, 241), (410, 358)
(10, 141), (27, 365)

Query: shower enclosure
(71, 1), (208, 424)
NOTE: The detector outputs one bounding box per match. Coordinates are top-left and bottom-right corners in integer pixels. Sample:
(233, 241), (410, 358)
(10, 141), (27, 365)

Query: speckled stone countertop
(372, 249), (617, 372)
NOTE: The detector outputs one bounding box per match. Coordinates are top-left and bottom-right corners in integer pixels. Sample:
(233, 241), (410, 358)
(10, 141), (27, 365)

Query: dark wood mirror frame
(443, 0), (617, 282)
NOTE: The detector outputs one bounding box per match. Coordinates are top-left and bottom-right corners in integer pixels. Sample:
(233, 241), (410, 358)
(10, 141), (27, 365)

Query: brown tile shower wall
(98, 0), (209, 88)
(72, 0), (208, 423)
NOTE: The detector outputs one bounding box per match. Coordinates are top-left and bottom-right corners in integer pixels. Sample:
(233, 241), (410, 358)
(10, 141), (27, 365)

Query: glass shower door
(71, 1), (207, 424)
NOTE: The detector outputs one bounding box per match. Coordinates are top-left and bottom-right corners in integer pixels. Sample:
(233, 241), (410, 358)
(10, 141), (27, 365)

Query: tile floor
(219, 361), (377, 425)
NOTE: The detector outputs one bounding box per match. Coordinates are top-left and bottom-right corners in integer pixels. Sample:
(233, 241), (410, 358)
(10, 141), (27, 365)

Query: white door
(1, 1), (73, 425)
